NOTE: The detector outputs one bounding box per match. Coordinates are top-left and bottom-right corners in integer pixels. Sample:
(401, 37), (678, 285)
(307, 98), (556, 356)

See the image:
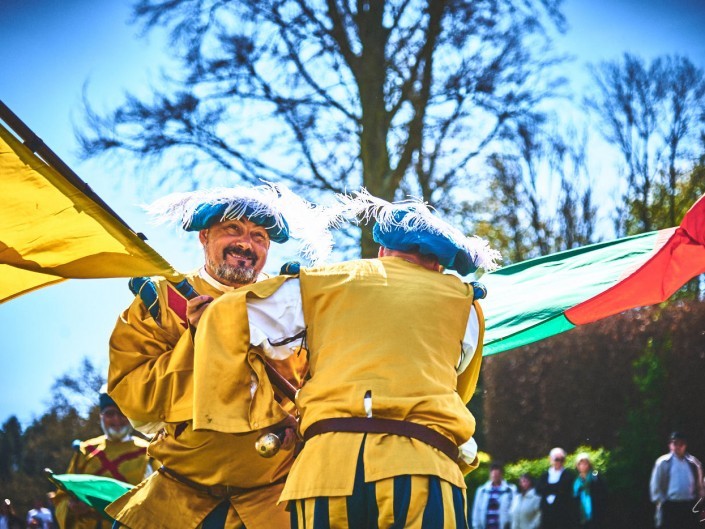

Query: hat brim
(185, 203), (290, 243)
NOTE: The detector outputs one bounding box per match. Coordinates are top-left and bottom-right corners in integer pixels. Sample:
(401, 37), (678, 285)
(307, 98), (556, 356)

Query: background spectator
(25, 499), (52, 529)
(0, 499), (23, 529)
(574, 453), (607, 529)
(510, 474), (541, 529)
(536, 447), (577, 529)
(472, 462), (516, 529)
(52, 389), (151, 529)
(650, 431), (704, 529)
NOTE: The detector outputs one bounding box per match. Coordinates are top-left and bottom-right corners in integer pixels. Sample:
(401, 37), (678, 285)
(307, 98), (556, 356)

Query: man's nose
(235, 237), (252, 249)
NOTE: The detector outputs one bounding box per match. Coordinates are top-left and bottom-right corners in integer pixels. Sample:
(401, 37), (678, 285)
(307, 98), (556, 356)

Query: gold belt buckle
(207, 484), (229, 498)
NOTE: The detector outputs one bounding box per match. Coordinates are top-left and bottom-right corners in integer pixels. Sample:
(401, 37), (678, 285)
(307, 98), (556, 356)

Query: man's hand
(278, 414), (299, 451)
(280, 427), (298, 451)
(186, 295), (214, 328)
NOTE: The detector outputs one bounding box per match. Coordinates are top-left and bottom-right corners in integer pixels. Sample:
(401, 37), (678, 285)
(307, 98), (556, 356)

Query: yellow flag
(0, 118), (180, 303)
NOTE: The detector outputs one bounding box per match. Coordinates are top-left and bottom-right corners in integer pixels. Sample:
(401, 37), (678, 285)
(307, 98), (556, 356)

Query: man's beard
(100, 417), (132, 441)
(208, 245), (259, 285)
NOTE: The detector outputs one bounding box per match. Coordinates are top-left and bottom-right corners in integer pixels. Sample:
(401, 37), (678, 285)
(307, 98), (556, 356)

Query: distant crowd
(470, 448), (606, 529)
(470, 434), (704, 529)
(3, 433), (704, 529)
(0, 496), (55, 529)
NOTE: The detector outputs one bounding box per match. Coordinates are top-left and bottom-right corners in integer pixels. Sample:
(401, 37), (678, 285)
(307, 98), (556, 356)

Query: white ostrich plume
(143, 182), (340, 265)
(336, 189), (502, 272)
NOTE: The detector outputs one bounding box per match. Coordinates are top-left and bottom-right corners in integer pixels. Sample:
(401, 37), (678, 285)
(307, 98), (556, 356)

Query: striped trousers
(289, 445), (469, 529)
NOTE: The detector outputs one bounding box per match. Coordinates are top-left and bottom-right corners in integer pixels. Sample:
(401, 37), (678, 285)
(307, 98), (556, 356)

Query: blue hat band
(373, 223), (474, 275)
(185, 203), (289, 243)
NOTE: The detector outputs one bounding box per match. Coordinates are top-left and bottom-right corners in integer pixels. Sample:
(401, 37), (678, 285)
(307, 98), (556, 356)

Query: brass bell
(255, 432), (282, 458)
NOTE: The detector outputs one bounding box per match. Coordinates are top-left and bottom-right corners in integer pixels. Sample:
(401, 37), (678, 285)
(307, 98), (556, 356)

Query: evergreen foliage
(0, 360), (105, 517)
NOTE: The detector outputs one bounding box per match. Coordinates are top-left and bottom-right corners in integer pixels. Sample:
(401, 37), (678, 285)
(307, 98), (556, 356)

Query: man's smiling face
(200, 217), (270, 287)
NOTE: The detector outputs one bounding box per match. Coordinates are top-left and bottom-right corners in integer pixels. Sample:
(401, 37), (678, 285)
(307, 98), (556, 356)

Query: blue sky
(1, 0), (704, 425)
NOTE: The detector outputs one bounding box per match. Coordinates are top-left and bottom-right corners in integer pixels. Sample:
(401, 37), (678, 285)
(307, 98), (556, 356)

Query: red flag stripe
(567, 196), (705, 325)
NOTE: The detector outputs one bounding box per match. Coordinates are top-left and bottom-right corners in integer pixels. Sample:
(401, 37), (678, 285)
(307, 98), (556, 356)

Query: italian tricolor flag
(482, 194), (705, 355)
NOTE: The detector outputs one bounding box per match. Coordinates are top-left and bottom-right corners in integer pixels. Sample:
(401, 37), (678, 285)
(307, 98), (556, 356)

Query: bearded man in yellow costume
(195, 192), (501, 529)
(54, 389), (152, 529)
(105, 184), (329, 529)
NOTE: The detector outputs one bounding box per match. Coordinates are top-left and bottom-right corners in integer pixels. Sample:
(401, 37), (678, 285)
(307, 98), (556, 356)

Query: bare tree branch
(79, 0), (569, 255)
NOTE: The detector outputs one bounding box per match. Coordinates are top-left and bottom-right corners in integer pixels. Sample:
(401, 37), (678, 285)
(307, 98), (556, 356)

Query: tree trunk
(357, 1), (392, 258)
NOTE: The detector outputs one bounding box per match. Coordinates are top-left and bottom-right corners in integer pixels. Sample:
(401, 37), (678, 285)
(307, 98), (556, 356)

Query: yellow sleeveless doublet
(281, 257), (484, 501)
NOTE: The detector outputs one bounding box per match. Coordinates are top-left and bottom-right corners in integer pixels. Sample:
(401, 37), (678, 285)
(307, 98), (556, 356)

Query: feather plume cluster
(271, 183), (344, 265)
(144, 182), (340, 265)
(336, 189), (502, 272)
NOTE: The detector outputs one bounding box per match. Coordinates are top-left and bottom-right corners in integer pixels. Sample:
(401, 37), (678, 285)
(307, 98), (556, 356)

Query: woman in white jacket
(510, 474), (542, 529)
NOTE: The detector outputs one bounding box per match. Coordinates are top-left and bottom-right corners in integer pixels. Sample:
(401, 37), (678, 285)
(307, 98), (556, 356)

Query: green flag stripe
(483, 314), (575, 356)
(481, 231), (661, 354)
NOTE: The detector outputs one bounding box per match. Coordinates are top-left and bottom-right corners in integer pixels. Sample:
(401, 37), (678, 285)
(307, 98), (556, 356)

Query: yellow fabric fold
(108, 273), (218, 424)
(192, 275), (293, 433)
(105, 471), (290, 529)
(0, 121), (179, 303)
(457, 300), (485, 404)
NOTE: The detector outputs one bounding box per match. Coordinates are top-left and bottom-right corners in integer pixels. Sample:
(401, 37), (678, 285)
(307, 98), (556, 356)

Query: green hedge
(465, 446), (610, 494)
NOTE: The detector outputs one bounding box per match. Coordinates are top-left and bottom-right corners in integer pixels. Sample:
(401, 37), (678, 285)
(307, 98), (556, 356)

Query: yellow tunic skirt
(289, 440), (470, 529)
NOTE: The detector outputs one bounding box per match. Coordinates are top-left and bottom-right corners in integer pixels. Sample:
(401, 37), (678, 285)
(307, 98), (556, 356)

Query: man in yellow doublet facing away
(196, 192), (501, 529)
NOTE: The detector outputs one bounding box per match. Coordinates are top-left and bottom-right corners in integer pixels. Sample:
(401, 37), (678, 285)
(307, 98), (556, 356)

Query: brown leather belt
(303, 417), (459, 461)
(158, 466), (285, 499)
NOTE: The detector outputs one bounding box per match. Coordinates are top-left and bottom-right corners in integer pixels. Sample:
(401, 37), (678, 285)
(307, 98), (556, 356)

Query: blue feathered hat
(342, 191), (501, 275)
(99, 384), (119, 411)
(146, 184), (290, 242)
(145, 183), (341, 264)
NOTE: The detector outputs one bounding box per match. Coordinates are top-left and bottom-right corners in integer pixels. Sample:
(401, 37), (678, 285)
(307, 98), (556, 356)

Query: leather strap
(303, 417), (459, 461)
(158, 466), (285, 499)
(263, 358), (298, 402)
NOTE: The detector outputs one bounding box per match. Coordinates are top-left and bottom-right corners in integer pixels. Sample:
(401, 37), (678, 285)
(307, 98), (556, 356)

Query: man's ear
(199, 229), (208, 246)
(378, 246), (386, 258)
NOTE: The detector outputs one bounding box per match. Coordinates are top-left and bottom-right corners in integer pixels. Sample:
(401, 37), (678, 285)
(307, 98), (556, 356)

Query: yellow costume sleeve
(54, 448), (102, 528)
(108, 294), (196, 424)
(53, 450), (81, 528)
(458, 454), (481, 476)
(65, 449), (83, 474)
(457, 300), (484, 476)
(457, 300), (485, 404)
